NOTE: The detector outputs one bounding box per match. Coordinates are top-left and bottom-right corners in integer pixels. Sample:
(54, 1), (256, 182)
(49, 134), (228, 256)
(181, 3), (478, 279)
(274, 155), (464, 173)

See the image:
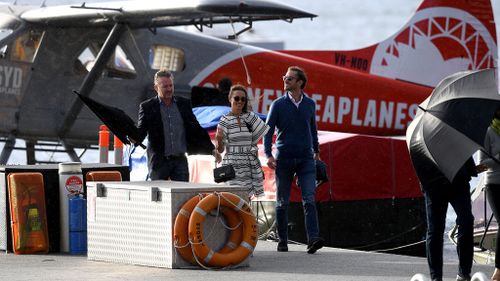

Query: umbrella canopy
(406, 68), (500, 185)
(74, 91), (144, 148)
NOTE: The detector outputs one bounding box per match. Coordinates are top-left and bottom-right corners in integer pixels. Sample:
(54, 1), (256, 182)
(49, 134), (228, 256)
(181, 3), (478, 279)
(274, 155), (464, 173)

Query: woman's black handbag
(213, 164), (236, 183)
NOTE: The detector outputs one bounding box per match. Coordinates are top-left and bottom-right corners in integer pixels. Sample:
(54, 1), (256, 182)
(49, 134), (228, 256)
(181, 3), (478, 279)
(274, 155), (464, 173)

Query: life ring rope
(187, 191), (258, 268)
(191, 194), (223, 244)
(190, 243), (225, 270)
(218, 212), (242, 231)
(174, 239), (190, 249)
(191, 193), (245, 233)
(188, 218), (243, 271)
(218, 192), (254, 217)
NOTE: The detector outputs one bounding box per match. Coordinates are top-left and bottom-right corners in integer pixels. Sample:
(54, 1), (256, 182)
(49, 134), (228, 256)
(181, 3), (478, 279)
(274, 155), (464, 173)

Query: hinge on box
(96, 183), (107, 197)
(151, 187), (161, 202)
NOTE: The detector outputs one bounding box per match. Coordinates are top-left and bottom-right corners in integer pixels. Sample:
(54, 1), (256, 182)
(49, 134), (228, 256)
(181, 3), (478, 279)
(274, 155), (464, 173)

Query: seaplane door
(0, 26), (43, 135)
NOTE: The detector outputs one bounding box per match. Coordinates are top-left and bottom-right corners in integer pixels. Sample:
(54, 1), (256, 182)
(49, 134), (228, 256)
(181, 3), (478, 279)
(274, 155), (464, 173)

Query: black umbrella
(406, 69), (500, 185)
(73, 90), (145, 148)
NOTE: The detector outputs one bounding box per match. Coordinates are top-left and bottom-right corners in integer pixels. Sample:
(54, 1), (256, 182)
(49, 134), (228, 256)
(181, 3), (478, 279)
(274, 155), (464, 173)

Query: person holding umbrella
(420, 158), (477, 281)
(406, 69), (500, 281)
(478, 106), (500, 281)
(136, 69), (220, 181)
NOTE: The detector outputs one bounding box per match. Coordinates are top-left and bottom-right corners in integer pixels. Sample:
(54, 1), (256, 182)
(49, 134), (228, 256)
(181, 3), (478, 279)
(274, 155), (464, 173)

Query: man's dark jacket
(137, 96), (214, 172)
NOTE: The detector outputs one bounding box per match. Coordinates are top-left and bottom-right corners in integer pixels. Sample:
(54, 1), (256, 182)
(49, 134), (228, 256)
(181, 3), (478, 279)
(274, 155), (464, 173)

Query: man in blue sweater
(264, 66), (324, 254)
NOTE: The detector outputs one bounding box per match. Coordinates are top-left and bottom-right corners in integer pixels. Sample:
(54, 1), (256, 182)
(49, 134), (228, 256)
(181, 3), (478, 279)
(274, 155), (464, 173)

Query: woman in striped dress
(215, 84), (269, 197)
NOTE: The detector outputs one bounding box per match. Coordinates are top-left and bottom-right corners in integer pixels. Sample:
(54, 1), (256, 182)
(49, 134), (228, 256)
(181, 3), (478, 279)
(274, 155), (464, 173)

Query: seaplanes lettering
(246, 87), (418, 131)
(0, 65), (22, 95)
(315, 94), (418, 129)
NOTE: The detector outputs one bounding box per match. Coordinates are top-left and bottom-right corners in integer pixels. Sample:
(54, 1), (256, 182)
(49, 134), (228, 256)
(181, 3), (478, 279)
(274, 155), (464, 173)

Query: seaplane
(0, 0), (497, 257)
(0, 0), (497, 164)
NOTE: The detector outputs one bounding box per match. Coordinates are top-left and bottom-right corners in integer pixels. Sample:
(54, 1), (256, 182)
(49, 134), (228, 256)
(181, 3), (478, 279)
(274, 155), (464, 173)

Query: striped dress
(218, 111), (269, 197)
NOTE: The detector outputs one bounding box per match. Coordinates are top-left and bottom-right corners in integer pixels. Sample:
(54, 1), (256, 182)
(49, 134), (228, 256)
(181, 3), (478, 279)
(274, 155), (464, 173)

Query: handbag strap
(245, 121), (252, 133)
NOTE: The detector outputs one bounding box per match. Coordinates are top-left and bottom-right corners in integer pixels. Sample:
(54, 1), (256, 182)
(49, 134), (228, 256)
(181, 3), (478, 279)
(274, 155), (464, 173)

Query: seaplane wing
(18, 0), (316, 28)
(0, 0), (316, 164)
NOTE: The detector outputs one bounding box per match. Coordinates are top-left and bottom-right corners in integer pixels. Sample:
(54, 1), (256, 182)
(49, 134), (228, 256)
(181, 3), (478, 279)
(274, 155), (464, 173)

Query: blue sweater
(264, 93), (319, 159)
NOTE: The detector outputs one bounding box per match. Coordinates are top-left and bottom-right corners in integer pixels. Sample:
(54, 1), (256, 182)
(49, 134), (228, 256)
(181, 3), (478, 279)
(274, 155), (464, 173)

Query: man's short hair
(154, 69), (174, 83)
(288, 66), (307, 89)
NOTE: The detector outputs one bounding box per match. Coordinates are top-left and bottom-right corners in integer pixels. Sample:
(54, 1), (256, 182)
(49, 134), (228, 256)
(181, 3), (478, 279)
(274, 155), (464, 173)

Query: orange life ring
(173, 194), (243, 264)
(188, 192), (257, 267)
(173, 194), (203, 264)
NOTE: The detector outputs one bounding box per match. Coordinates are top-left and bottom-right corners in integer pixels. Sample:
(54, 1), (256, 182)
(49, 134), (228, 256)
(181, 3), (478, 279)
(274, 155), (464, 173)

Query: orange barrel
(98, 125), (109, 163)
(7, 172), (49, 254)
(113, 135), (123, 165)
(58, 162), (83, 253)
(85, 170), (122, 181)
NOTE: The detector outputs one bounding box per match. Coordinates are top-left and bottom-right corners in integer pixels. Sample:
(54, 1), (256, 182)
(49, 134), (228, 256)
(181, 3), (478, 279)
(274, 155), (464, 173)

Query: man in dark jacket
(137, 69), (219, 181)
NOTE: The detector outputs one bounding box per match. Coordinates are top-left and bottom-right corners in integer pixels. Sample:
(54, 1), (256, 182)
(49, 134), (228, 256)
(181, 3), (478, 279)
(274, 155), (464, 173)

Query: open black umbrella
(73, 90), (145, 148)
(406, 69), (500, 185)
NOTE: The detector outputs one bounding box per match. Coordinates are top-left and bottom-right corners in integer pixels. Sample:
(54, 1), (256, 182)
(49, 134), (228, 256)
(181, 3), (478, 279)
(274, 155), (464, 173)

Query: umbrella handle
(126, 136), (145, 149)
(418, 105), (427, 112)
(129, 137), (146, 149)
(480, 149), (500, 165)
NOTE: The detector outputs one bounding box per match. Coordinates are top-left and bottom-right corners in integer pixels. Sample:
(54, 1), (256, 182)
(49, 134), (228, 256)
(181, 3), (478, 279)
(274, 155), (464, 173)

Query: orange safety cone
(113, 135), (123, 165)
(98, 125), (109, 163)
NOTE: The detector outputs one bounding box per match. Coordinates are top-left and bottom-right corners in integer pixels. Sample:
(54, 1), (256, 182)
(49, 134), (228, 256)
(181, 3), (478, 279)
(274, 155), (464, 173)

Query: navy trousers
(422, 178), (473, 280)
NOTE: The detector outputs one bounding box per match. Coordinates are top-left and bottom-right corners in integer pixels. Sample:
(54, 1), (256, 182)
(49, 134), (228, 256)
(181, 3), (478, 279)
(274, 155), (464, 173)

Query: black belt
(164, 154), (186, 160)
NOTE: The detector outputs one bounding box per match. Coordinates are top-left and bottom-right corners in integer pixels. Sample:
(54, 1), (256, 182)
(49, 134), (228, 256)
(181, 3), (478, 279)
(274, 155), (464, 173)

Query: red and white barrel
(99, 125), (109, 163)
(58, 162), (83, 253)
(113, 135), (123, 165)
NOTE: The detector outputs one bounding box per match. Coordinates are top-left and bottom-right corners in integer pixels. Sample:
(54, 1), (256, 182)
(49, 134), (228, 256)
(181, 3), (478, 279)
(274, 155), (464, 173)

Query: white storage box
(86, 181), (250, 268)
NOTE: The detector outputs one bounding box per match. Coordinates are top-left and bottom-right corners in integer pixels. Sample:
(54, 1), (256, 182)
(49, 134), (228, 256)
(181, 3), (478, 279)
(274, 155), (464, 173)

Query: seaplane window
(75, 44), (136, 79)
(0, 29), (12, 53)
(0, 30), (12, 57)
(108, 45), (136, 79)
(0, 45), (6, 58)
(77, 47), (95, 73)
(11, 29), (43, 63)
(0, 16), (22, 59)
(149, 45), (184, 71)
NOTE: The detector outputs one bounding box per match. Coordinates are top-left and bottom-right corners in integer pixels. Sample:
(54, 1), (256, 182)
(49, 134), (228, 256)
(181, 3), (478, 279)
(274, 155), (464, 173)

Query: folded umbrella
(73, 90), (145, 148)
(406, 68), (500, 185)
